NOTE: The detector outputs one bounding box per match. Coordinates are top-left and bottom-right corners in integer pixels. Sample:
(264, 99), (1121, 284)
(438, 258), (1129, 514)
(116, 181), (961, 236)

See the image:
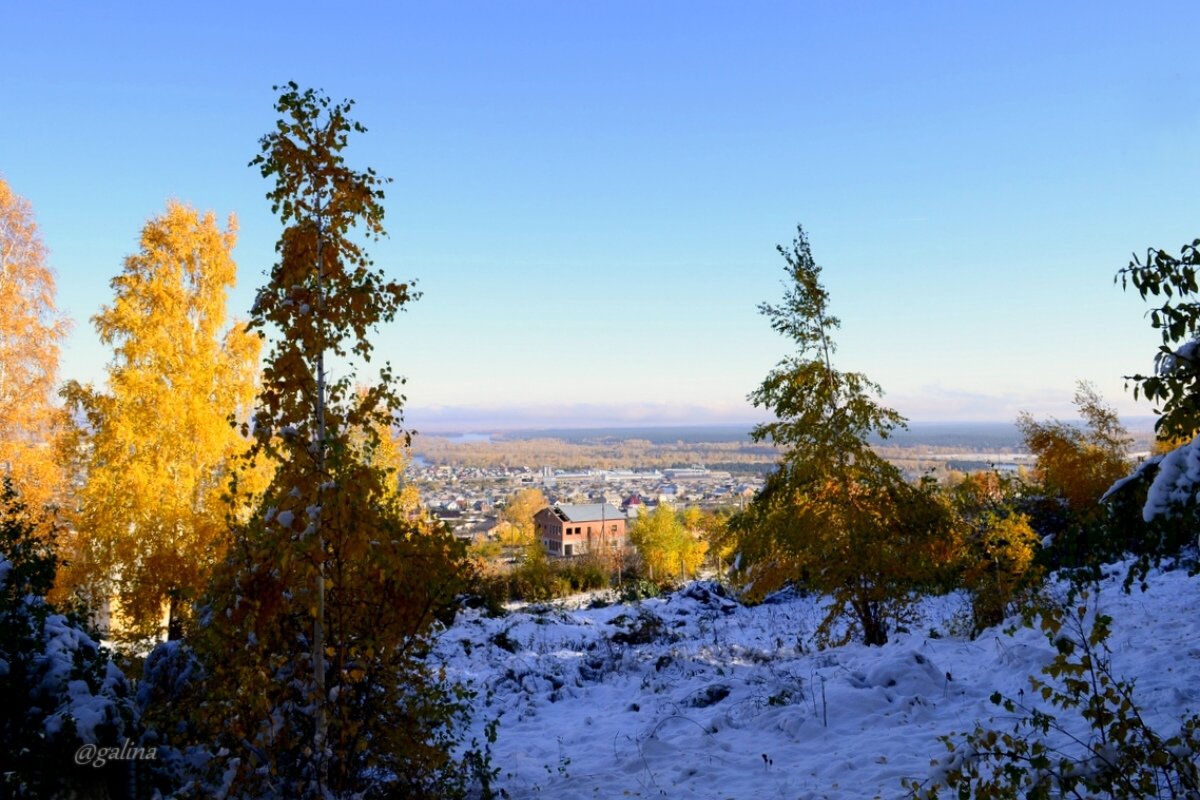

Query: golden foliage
(1017, 382), (1131, 522)
(961, 511), (1041, 632)
(194, 85), (472, 797)
(945, 470), (1042, 633)
(500, 487), (547, 546)
(630, 504), (708, 584)
(738, 465), (958, 646)
(60, 201), (262, 644)
(731, 226), (955, 647)
(0, 177), (69, 521)
(350, 386), (421, 514)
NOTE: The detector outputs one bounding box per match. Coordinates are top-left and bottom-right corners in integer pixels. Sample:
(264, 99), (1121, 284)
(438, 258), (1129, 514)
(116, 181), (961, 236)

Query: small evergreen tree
(0, 479), (138, 799)
(729, 225), (957, 646)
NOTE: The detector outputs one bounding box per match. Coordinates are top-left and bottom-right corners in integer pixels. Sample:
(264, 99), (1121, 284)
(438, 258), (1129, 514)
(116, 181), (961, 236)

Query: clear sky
(3, 2), (1199, 430)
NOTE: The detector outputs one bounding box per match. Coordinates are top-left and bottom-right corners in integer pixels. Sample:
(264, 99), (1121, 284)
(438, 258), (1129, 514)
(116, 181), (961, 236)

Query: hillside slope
(436, 565), (1199, 799)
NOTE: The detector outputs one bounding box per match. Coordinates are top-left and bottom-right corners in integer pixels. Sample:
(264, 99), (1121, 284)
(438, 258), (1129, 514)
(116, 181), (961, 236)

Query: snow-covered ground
(436, 564), (1200, 799)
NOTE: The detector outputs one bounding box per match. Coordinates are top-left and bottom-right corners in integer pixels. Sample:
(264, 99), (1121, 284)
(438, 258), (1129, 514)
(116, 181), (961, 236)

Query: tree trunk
(167, 593), (183, 641)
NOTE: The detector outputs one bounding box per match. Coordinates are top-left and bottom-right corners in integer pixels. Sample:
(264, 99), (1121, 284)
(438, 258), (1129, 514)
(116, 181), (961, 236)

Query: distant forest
(410, 432), (780, 473)
(410, 421), (1157, 476)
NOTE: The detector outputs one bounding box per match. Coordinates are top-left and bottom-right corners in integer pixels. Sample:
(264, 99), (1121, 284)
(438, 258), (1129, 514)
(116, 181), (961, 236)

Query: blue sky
(3, 2), (1199, 429)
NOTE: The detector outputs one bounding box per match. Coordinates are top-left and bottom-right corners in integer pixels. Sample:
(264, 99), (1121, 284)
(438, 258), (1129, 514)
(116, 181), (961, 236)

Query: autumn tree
(194, 84), (471, 798)
(1018, 383), (1131, 520)
(491, 486), (549, 560)
(0, 177), (69, 520)
(947, 471), (1041, 633)
(351, 385), (421, 514)
(681, 505), (729, 571)
(60, 202), (261, 645)
(729, 225), (957, 646)
(629, 504), (707, 585)
(1016, 382), (1138, 570)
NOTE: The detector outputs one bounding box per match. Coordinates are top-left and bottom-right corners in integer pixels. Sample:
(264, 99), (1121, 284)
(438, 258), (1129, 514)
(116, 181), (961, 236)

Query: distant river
(446, 433), (493, 443)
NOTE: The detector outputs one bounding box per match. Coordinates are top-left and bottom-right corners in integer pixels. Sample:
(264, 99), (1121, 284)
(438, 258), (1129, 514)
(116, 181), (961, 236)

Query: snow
(1103, 431), (1200, 523)
(1141, 436), (1200, 521)
(435, 568), (1200, 799)
(38, 613), (131, 745)
(1158, 337), (1200, 376)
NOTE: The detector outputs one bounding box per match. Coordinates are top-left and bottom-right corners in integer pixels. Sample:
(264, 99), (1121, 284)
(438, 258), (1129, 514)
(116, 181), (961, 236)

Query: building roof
(553, 503), (623, 523)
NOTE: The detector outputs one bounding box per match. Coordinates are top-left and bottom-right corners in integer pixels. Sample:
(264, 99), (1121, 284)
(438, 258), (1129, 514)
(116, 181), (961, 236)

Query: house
(534, 503), (626, 558)
(621, 493), (646, 515)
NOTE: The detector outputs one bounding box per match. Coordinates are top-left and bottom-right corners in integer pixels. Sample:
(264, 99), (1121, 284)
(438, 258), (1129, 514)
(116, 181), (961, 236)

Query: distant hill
(497, 425), (755, 445)
(414, 417), (1159, 452)
(869, 422), (1024, 449)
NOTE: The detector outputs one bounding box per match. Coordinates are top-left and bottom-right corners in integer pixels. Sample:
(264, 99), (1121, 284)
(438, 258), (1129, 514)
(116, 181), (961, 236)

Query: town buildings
(533, 503), (626, 557)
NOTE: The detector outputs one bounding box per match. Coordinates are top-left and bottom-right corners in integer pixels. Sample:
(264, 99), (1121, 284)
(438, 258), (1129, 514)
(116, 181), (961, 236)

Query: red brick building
(534, 503), (626, 558)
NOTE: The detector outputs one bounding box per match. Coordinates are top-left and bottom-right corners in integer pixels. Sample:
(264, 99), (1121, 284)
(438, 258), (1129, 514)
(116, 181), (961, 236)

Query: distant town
(407, 421), (1158, 546)
(409, 460), (760, 545)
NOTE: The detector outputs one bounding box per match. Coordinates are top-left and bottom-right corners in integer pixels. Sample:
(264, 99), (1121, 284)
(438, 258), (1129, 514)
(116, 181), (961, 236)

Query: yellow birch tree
(60, 201), (261, 644)
(0, 176), (69, 520)
(630, 504), (707, 584)
(500, 487), (547, 546)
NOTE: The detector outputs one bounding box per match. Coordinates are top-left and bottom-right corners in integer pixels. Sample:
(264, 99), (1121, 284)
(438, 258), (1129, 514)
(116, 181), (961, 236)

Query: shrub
(480, 554), (614, 604)
(558, 555), (609, 593)
(618, 579), (661, 604)
(907, 593), (1200, 798)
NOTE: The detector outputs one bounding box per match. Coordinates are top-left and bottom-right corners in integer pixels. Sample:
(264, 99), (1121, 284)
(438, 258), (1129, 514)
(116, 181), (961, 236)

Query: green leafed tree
(729, 225), (957, 646)
(195, 84), (472, 798)
(1095, 239), (1200, 579)
(1115, 238), (1200, 440)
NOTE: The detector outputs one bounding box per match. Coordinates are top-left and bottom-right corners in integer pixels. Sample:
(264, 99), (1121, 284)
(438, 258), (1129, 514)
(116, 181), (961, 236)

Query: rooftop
(553, 503), (623, 522)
